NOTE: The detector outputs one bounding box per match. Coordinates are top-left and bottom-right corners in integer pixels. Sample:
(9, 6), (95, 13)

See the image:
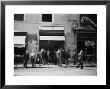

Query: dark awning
(76, 26), (97, 41)
(14, 32), (27, 36)
(14, 44), (25, 48)
(39, 30), (64, 36)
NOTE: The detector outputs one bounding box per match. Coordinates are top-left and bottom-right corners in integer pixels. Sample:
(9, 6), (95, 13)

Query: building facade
(14, 14), (80, 63)
(14, 14), (97, 64)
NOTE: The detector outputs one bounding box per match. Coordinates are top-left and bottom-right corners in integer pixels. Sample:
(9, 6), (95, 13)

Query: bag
(37, 58), (39, 61)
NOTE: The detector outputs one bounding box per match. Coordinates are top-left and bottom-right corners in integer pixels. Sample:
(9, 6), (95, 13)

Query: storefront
(39, 26), (65, 50)
(77, 26), (97, 63)
(14, 32), (27, 64)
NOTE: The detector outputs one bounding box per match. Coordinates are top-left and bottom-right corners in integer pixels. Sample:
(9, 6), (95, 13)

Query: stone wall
(14, 14), (80, 63)
(64, 14), (79, 63)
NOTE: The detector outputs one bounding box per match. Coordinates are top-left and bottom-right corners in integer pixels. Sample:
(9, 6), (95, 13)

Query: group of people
(23, 48), (71, 68)
(23, 48), (84, 69)
(56, 48), (70, 67)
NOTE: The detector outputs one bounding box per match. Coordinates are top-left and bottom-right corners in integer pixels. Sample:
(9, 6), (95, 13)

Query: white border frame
(5, 5), (106, 85)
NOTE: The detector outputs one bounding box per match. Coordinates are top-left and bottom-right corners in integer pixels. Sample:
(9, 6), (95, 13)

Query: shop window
(42, 14), (52, 22)
(14, 14), (24, 21)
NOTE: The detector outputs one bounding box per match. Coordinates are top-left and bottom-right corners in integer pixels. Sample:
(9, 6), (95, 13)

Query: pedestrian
(65, 50), (70, 65)
(60, 48), (65, 66)
(72, 50), (77, 65)
(39, 49), (42, 65)
(62, 49), (66, 65)
(30, 50), (35, 68)
(40, 49), (43, 64)
(41, 48), (46, 65)
(23, 50), (29, 68)
(36, 51), (40, 65)
(56, 48), (62, 67)
(47, 49), (50, 65)
(76, 50), (84, 69)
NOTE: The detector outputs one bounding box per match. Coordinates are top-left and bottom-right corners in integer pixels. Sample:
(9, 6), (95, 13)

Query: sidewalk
(14, 63), (97, 76)
(14, 62), (96, 68)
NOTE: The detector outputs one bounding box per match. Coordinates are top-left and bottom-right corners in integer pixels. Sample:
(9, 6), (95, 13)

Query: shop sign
(39, 26), (64, 30)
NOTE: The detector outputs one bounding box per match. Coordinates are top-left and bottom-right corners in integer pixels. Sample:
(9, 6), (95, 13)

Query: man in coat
(23, 50), (29, 68)
(30, 50), (35, 68)
(76, 50), (84, 69)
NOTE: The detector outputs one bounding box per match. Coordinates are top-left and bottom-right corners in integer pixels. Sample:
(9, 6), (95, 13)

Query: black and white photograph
(14, 14), (97, 76)
(4, 4), (106, 85)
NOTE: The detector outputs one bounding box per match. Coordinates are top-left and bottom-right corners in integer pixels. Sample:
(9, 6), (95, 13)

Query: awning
(39, 30), (64, 36)
(40, 36), (65, 41)
(14, 44), (25, 48)
(14, 36), (26, 44)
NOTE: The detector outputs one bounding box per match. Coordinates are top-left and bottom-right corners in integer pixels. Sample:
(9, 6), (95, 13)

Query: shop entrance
(39, 29), (65, 51)
(40, 40), (64, 51)
(77, 28), (97, 66)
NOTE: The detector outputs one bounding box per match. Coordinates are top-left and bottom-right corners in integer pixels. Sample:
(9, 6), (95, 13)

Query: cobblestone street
(14, 64), (97, 76)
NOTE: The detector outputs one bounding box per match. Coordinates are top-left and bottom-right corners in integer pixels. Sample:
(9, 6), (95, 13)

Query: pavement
(14, 61), (96, 68)
(15, 64), (96, 68)
(14, 63), (97, 76)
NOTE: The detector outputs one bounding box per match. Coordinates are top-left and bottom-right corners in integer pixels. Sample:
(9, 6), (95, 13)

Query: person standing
(42, 49), (46, 65)
(56, 48), (62, 67)
(60, 48), (64, 66)
(39, 49), (42, 65)
(65, 50), (70, 65)
(23, 50), (29, 68)
(36, 51), (40, 65)
(30, 50), (35, 68)
(47, 49), (49, 64)
(76, 50), (84, 69)
(72, 50), (77, 65)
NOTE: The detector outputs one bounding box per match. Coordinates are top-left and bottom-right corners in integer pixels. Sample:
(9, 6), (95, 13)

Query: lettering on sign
(39, 26), (64, 30)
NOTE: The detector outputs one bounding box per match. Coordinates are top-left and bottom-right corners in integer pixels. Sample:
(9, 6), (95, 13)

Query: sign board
(39, 26), (64, 30)
(14, 36), (26, 44)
